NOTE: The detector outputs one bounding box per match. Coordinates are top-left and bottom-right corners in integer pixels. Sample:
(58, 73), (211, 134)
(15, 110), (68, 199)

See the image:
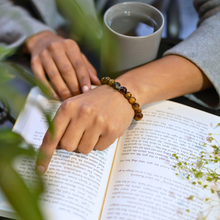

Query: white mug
(101, 2), (164, 79)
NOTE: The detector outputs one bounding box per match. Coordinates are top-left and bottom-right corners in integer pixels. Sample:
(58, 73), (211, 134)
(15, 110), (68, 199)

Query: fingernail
(82, 85), (89, 93)
(36, 165), (45, 175)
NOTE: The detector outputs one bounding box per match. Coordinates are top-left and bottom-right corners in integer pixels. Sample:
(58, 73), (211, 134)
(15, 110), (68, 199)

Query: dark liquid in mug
(109, 14), (156, 37)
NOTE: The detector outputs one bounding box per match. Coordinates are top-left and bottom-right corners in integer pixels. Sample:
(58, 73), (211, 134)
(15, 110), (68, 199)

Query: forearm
(116, 55), (212, 106)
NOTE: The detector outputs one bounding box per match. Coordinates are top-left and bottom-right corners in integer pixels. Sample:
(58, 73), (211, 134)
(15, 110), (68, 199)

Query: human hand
(35, 85), (134, 174)
(25, 31), (100, 100)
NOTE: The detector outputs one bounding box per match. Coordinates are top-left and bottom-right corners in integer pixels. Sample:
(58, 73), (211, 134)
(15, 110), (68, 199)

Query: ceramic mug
(101, 2), (164, 79)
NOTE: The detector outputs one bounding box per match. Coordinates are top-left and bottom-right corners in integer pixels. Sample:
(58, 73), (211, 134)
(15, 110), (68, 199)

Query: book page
(0, 87), (117, 220)
(101, 101), (220, 220)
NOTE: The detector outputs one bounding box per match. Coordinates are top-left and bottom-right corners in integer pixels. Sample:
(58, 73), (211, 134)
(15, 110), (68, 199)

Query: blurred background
(0, 0), (199, 130)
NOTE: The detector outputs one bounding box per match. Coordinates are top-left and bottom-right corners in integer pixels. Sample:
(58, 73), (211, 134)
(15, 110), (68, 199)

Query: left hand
(25, 31), (100, 100)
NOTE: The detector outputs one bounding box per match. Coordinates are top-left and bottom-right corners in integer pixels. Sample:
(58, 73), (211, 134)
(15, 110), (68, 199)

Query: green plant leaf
(0, 129), (24, 145)
(0, 131), (45, 220)
(56, 0), (102, 51)
(0, 164), (44, 220)
(0, 61), (35, 116)
(0, 70), (15, 83)
(0, 45), (17, 60)
(0, 130), (44, 220)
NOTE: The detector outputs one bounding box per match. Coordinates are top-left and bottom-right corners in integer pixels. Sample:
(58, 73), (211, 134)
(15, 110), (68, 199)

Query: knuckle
(60, 89), (72, 99)
(39, 50), (48, 58)
(78, 75), (88, 84)
(94, 144), (111, 151)
(73, 60), (83, 70)
(47, 69), (57, 77)
(61, 64), (73, 76)
(78, 147), (91, 155)
(64, 39), (76, 47)
(31, 56), (39, 65)
(71, 87), (80, 95)
(60, 99), (73, 112)
(79, 105), (93, 118)
(95, 138), (116, 151)
(106, 123), (117, 134)
(95, 114), (105, 126)
(42, 132), (54, 145)
(48, 41), (60, 51)
(95, 145), (105, 151)
(60, 141), (73, 152)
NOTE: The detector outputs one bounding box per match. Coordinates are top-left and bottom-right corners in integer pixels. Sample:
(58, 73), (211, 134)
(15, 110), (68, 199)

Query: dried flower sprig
(172, 125), (220, 219)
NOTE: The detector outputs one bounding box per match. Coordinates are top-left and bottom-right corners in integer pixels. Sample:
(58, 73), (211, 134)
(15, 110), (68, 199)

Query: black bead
(119, 87), (127, 95)
(114, 82), (121, 90)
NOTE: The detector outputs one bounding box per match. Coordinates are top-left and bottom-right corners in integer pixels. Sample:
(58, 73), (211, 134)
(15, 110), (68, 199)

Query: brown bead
(134, 113), (143, 121)
(132, 103), (140, 110)
(104, 76), (110, 84)
(128, 97), (136, 104)
(119, 86), (127, 94)
(113, 82), (121, 89)
(135, 108), (142, 115)
(101, 77), (110, 84)
(108, 79), (115, 86)
(125, 92), (132, 100)
(101, 77), (105, 84)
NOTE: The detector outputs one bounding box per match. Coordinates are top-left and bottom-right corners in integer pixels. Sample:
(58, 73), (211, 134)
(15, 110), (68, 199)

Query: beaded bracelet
(101, 77), (143, 121)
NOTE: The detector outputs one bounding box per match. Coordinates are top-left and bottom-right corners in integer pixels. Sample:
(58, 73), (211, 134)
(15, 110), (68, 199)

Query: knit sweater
(0, 0), (220, 109)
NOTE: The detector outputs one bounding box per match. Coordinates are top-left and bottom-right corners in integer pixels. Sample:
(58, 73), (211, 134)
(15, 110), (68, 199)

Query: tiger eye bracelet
(101, 77), (143, 121)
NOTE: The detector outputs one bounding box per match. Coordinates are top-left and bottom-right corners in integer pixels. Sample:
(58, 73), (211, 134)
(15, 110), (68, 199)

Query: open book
(0, 86), (220, 220)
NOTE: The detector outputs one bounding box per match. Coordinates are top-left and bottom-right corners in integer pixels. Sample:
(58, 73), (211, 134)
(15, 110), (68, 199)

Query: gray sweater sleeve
(0, 0), (55, 57)
(164, 0), (220, 109)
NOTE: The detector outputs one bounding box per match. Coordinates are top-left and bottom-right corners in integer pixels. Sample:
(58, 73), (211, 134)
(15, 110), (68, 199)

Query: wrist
(115, 72), (146, 107)
(115, 55), (212, 107)
(25, 31), (55, 53)
(101, 77), (143, 120)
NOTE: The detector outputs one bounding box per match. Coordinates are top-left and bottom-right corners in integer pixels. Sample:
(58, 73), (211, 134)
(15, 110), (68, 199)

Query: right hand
(25, 31), (100, 100)
(35, 84), (135, 174)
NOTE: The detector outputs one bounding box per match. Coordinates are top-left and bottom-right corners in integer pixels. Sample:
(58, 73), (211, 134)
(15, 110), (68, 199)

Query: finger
(51, 51), (81, 96)
(94, 135), (117, 151)
(77, 127), (100, 154)
(59, 120), (85, 152)
(82, 54), (101, 86)
(31, 56), (60, 100)
(36, 106), (70, 175)
(89, 71), (101, 86)
(40, 51), (72, 100)
(65, 42), (91, 93)
(81, 54), (97, 76)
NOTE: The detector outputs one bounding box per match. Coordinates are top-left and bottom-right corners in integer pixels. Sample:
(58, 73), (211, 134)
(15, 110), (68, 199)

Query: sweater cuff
(163, 12), (220, 109)
(0, 5), (56, 56)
